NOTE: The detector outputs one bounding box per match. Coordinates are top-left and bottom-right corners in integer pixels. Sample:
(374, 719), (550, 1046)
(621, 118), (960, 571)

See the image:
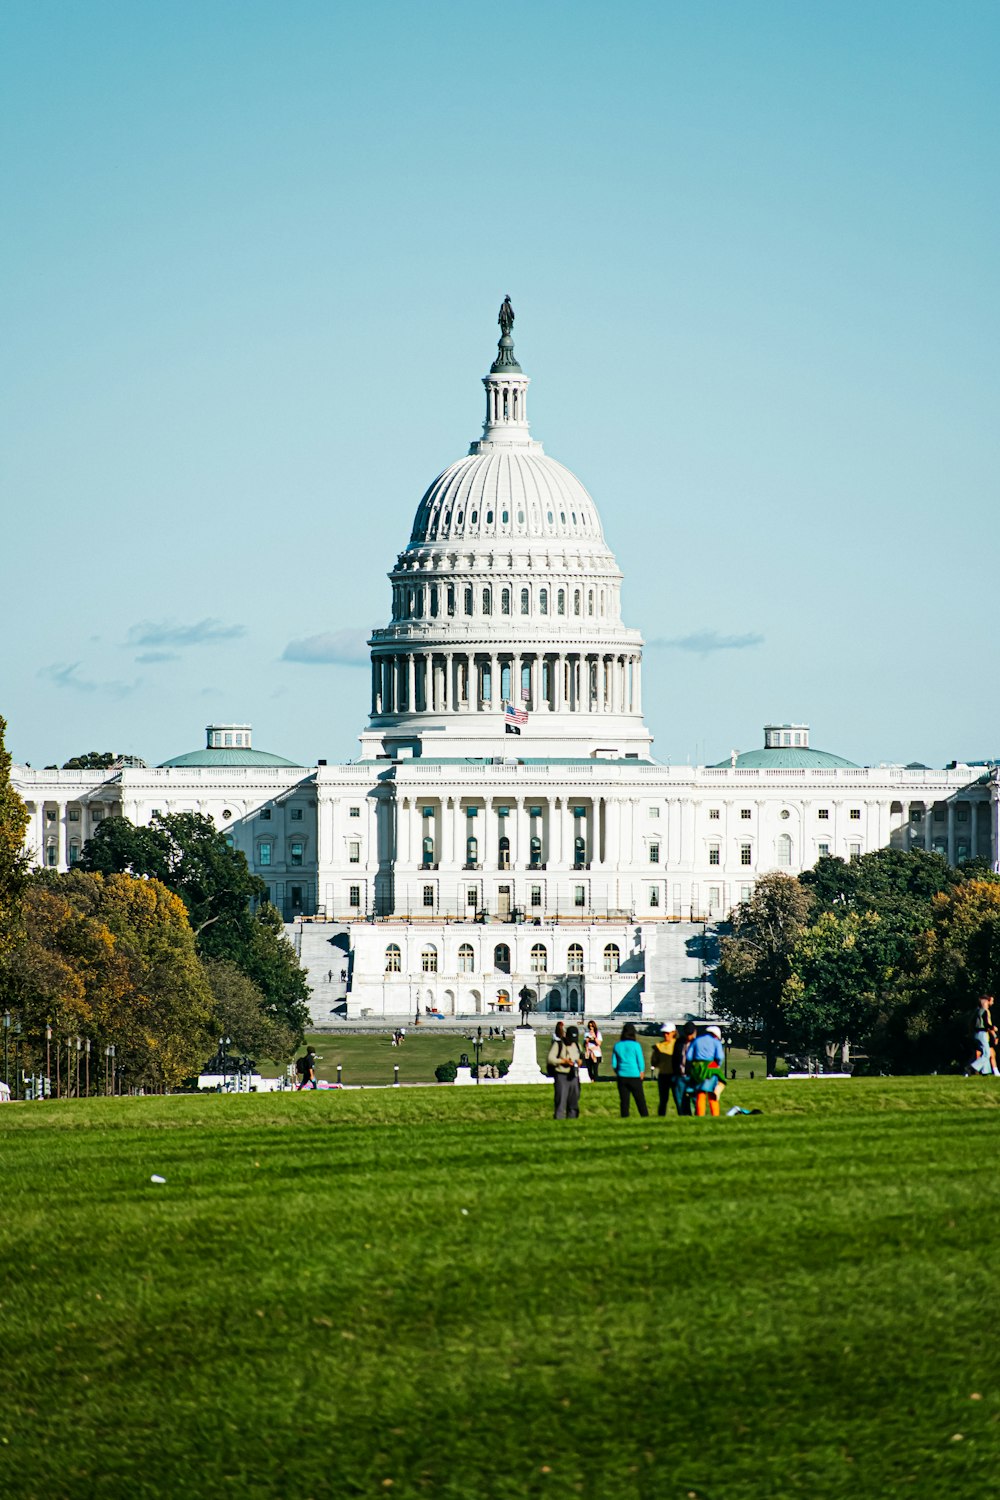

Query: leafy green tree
(800, 848), (959, 926)
(62, 751), (117, 770)
(783, 908), (905, 1066)
(80, 812), (309, 1037)
(713, 872), (812, 1073)
(203, 959), (297, 1063)
(0, 714), (31, 971)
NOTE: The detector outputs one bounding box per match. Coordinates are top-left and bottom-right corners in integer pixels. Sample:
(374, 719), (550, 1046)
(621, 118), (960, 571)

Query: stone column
(970, 801), (979, 860)
(553, 654), (564, 713)
(400, 799), (411, 865)
(947, 800), (956, 865)
(515, 797), (528, 868)
(490, 653), (499, 706)
(634, 656), (642, 714)
(406, 654), (416, 712)
(371, 659), (380, 715)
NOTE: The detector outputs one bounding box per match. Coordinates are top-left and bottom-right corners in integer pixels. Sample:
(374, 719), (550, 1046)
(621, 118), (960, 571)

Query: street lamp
(84, 1038), (91, 1097)
(13, 1022), (22, 1101)
(105, 1044), (116, 1097)
(2, 1012), (9, 1090)
(473, 1026), (484, 1085)
(45, 1023), (52, 1098)
(220, 1036), (231, 1091)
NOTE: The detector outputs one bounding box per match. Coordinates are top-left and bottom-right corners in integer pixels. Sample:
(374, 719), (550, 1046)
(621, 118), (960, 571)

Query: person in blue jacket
(611, 1022), (648, 1118)
(687, 1026), (725, 1116)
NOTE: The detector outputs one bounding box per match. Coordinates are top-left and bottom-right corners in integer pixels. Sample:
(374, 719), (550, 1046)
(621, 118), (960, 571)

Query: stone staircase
(287, 922), (352, 1025)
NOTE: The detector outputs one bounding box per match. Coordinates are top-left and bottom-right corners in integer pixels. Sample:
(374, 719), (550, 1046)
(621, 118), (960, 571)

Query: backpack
(295, 1054), (308, 1076)
(546, 1040), (565, 1078)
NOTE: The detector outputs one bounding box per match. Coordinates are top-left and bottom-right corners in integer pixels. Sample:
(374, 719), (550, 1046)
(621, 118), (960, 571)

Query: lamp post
(84, 1038), (91, 1097)
(473, 1025), (483, 1085)
(220, 1036), (231, 1091)
(13, 1022), (22, 1100)
(105, 1044), (116, 1097)
(45, 1022), (52, 1099)
(75, 1036), (82, 1099)
(2, 1011), (9, 1090)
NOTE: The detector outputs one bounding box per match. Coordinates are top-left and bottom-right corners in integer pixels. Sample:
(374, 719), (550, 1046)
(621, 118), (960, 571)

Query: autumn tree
(0, 714), (31, 973)
(203, 959), (297, 1063)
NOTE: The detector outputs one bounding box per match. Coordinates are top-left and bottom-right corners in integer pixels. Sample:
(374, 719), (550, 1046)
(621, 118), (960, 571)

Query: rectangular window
(709, 808), (720, 820)
(849, 843), (861, 859)
(261, 886), (270, 904)
(259, 808), (272, 820)
(291, 808), (303, 822)
(530, 885), (542, 908)
(818, 842), (830, 857)
(350, 806), (361, 818)
(740, 843), (752, 866)
(447, 585), (456, 616)
(349, 885), (361, 908)
(349, 841), (360, 863)
(649, 843), (660, 863)
(957, 843), (970, 861)
(817, 808), (829, 820)
(708, 845), (720, 866)
(225, 734), (232, 746)
(290, 886), (302, 907)
(649, 886), (660, 907)
(740, 885), (751, 901)
(46, 809), (57, 822)
(933, 805), (945, 822)
(466, 888), (478, 909)
(423, 885), (434, 908)
(850, 808), (861, 821)
(740, 808), (751, 820)
(68, 808), (80, 822)
(957, 806), (969, 822)
(911, 809), (922, 824)
(649, 805), (660, 818)
(69, 841), (80, 864)
(574, 885), (585, 908)
(290, 842), (303, 866)
(259, 843), (272, 866)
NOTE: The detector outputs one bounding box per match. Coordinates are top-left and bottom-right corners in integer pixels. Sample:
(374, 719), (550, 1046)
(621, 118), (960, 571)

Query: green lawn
(3, 1079), (1000, 1498)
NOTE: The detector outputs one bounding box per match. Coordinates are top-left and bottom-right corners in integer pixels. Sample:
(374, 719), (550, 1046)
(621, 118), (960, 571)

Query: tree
(0, 714), (31, 971)
(713, 872), (812, 1073)
(800, 848), (959, 926)
(80, 812), (309, 1037)
(894, 879), (1000, 1072)
(783, 908), (905, 1067)
(203, 959), (297, 1063)
(62, 752), (117, 770)
(13, 870), (214, 1089)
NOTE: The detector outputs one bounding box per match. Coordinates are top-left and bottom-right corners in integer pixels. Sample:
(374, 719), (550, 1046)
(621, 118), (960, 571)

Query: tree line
(0, 717), (308, 1092)
(714, 848), (1000, 1074)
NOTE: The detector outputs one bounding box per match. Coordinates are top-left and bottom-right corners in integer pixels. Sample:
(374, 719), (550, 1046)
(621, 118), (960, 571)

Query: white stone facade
(11, 307), (999, 1020)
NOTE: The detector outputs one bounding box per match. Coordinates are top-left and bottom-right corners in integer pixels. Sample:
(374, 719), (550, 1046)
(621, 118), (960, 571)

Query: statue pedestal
(454, 1065), (475, 1086)
(503, 1027), (548, 1086)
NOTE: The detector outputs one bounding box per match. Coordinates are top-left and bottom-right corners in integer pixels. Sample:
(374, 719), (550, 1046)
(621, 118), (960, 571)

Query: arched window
(588, 589), (594, 615)
(430, 585), (439, 617)
(501, 587), (511, 615)
(539, 588), (548, 615)
(529, 835), (542, 867)
(466, 835), (479, 866)
(567, 943), (584, 974)
(603, 943), (620, 974)
(458, 943), (475, 973)
(498, 835), (510, 870)
(531, 943), (547, 973)
(777, 832), (793, 866)
(464, 586), (474, 616)
(574, 589), (581, 615)
(520, 587), (530, 615)
(494, 943), (510, 972)
(482, 587), (492, 615)
(574, 835), (586, 866)
(385, 943), (401, 973)
(447, 585), (456, 616)
(422, 945), (438, 973)
(557, 589), (566, 615)
(422, 835), (435, 865)
(548, 988), (561, 1011)
(569, 987), (579, 1009)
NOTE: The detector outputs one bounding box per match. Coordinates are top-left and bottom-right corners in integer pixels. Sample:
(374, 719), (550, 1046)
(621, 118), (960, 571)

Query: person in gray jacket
(547, 1023), (583, 1119)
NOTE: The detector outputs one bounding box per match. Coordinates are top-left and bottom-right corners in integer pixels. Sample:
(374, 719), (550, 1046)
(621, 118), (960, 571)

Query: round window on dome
(486, 510), (493, 524)
(780, 809), (791, 820)
(560, 512), (566, 523)
(517, 510), (525, 525)
(471, 511), (478, 524)
(547, 510), (554, 523)
(572, 512), (577, 524)
(457, 512), (463, 524)
(502, 510), (509, 523)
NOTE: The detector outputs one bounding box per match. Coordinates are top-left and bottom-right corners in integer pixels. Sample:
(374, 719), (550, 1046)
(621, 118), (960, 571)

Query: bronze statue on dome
(498, 296), (515, 336)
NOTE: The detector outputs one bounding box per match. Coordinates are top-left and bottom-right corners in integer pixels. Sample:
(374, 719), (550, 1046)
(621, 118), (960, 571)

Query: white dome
(409, 450), (606, 548)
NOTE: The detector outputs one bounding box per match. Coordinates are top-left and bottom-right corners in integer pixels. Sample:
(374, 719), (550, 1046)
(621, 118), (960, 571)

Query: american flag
(504, 702), (528, 728)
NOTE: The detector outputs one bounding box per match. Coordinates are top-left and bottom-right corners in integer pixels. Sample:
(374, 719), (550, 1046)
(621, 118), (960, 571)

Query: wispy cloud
(40, 663), (139, 697)
(127, 618), (246, 649)
(649, 630), (764, 655)
(282, 629), (370, 666)
(135, 650), (179, 664)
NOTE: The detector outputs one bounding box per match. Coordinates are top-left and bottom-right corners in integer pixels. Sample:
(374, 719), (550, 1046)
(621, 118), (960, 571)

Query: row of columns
(907, 798), (981, 864)
(393, 796), (647, 871)
(371, 651), (641, 717)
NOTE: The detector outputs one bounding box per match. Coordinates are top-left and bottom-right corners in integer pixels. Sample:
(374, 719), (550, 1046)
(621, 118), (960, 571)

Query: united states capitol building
(13, 304), (999, 1022)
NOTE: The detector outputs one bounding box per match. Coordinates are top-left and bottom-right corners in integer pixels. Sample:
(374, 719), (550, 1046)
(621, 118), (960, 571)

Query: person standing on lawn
(673, 1021), (697, 1115)
(584, 1019), (603, 1082)
(650, 1022), (678, 1116)
(688, 1026), (725, 1116)
(611, 1023), (648, 1118)
(547, 1023), (582, 1119)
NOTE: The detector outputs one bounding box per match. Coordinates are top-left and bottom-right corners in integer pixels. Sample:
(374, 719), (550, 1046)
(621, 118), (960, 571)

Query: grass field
(3, 1078), (1000, 1499)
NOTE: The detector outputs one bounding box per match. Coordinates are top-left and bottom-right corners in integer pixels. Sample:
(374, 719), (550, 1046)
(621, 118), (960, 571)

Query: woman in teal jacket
(611, 1022), (648, 1118)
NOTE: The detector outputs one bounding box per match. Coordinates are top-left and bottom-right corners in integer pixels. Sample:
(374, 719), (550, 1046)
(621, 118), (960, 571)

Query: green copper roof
(711, 746), (859, 770)
(158, 747), (305, 769)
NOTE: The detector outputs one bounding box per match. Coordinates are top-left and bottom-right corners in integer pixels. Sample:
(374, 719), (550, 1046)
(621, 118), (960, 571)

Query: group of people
(546, 1019), (726, 1120)
(969, 997), (1000, 1076)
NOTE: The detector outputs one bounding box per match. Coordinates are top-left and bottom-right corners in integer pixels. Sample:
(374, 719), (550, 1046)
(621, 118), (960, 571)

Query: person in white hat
(686, 1026), (726, 1116)
(649, 1022), (678, 1117)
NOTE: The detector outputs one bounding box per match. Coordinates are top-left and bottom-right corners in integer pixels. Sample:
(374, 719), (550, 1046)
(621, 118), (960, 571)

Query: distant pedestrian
(584, 1019), (603, 1082)
(688, 1026), (725, 1116)
(611, 1023), (648, 1118)
(650, 1022), (678, 1116)
(547, 1024), (582, 1119)
(296, 1048), (318, 1090)
(553, 1020), (566, 1045)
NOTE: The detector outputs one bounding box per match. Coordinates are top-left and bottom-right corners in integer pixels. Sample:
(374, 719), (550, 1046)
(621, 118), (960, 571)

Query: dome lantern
(478, 296), (531, 449)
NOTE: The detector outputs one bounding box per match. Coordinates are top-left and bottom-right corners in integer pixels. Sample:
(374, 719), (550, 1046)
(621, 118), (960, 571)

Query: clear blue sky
(3, 1), (998, 769)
